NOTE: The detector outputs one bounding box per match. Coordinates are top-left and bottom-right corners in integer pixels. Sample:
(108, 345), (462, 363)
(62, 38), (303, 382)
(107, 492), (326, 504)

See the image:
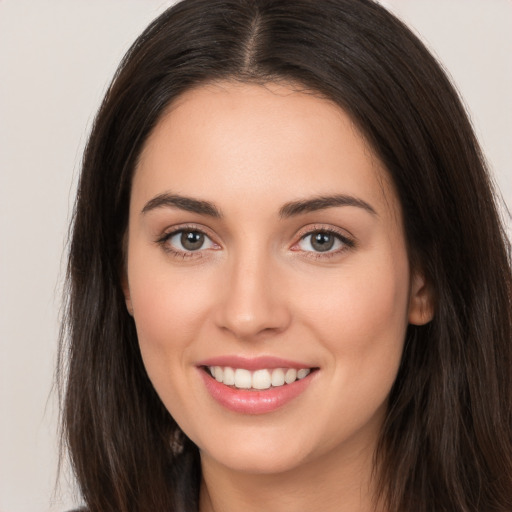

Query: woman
(60, 0), (512, 510)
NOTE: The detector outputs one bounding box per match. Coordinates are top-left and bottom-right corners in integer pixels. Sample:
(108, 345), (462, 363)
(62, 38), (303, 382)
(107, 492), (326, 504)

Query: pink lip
(197, 357), (317, 415)
(196, 355), (312, 371)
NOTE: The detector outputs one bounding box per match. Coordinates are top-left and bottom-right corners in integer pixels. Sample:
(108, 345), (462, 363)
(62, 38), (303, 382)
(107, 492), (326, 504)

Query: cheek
(126, 254), (217, 375)
(307, 258), (406, 314)
(127, 261), (220, 433)
(292, 258), (410, 442)
(297, 254), (410, 378)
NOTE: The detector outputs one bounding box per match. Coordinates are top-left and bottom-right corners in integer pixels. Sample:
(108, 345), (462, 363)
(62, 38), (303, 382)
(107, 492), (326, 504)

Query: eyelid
(290, 224), (356, 255)
(156, 223), (221, 257)
(156, 223), (218, 242)
(293, 224), (355, 244)
(155, 222), (355, 259)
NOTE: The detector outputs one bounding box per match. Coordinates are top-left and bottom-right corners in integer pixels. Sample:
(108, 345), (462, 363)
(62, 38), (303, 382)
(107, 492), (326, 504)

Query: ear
(408, 271), (434, 325)
(121, 274), (134, 317)
(120, 234), (134, 316)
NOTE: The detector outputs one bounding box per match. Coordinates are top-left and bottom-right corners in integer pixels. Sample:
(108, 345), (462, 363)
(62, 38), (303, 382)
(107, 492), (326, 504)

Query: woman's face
(124, 81), (432, 475)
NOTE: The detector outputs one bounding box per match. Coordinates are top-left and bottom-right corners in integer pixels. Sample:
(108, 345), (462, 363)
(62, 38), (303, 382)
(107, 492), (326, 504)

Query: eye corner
(291, 225), (357, 259)
(155, 224), (221, 260)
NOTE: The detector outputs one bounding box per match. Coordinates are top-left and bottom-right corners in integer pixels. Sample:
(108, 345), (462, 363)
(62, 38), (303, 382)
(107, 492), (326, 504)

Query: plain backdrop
(1, 1), (511, 511)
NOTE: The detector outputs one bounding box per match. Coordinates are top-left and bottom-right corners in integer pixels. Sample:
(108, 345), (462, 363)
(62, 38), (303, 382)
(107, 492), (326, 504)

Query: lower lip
(199, 369), (315, 415)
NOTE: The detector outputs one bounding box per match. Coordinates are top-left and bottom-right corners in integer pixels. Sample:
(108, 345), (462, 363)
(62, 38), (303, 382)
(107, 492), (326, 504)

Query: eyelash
(156, 224), (218, 259)
(156, 224), (355, 260)
(292, 225), (355, 260)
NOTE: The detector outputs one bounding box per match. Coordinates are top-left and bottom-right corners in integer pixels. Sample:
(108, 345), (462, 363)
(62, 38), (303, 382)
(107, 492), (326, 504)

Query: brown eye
(297, 230), (350, 254)
(164, 229), (216, 254)
(181, 231), (205, 251)
(310, 232), (335, 252)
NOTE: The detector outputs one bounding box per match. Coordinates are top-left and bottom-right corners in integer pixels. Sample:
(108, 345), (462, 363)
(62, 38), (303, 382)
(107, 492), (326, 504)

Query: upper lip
(196, 355), (315, 371)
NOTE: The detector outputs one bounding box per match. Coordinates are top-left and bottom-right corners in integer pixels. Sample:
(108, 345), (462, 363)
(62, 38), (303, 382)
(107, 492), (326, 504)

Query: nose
(214, 249), (291, 340)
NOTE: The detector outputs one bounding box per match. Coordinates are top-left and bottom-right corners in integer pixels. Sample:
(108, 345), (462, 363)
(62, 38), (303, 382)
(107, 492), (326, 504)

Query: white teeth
(297, 368), (310, 379)
(234, 368), (252, 389)
(271, 368), (285, 387)
(213, 366), (223, 382)
(252, 369), (271, 390)
(207, 365), (312, 389)
(285, 368), (297, 384)
(223, 366), (235, 385)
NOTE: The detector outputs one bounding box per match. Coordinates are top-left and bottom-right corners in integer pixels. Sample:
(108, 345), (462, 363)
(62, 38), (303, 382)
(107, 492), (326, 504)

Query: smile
(198, 358), (318, 414)
(207, 366), (311, 390)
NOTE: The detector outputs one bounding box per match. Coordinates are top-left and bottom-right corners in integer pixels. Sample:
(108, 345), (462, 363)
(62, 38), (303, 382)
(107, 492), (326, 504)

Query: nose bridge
(215, 242), (290, 339)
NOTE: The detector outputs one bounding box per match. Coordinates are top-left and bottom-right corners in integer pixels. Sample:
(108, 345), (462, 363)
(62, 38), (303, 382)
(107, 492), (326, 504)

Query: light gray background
(1, 1), (511, 511)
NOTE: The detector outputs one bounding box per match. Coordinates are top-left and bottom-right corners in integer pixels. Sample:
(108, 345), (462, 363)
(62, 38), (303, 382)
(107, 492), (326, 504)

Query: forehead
(133, 81), (398, 220)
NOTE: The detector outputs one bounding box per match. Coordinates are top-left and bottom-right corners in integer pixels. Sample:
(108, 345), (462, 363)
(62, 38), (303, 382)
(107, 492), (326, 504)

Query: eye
(296, 230), (353, 254)
(161, 229), (218, 255)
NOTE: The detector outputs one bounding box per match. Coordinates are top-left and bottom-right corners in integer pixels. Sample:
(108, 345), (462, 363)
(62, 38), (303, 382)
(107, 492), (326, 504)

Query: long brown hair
(59, 1), (512, 510)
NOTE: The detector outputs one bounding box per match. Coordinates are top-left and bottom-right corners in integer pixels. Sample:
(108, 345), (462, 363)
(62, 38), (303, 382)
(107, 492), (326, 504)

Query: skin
(123, 81), (433, 512)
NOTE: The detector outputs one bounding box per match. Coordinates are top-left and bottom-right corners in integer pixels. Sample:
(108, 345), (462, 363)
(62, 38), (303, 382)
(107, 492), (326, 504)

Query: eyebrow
(141, 193), (221, 217)
(279, 194), (377, 218)
(141, 192), (376, 219)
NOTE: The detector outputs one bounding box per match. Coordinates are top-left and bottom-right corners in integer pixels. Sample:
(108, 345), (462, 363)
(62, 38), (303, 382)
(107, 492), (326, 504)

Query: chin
(193, 425), (305, 474)
(203, 447), (308, 476)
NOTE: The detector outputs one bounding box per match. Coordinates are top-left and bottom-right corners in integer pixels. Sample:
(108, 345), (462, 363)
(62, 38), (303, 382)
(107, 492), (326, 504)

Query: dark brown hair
(59, 0), (512, 510)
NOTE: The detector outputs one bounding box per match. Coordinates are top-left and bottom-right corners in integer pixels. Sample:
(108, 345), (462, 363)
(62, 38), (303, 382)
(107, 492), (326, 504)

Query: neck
(199, 438), (384, 512)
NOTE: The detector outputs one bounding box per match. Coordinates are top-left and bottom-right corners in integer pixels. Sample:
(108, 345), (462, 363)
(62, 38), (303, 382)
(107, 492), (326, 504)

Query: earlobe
(408, 271), (435, 325)
(121, 276), (134, 317)
(125, 296), (134, 317)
